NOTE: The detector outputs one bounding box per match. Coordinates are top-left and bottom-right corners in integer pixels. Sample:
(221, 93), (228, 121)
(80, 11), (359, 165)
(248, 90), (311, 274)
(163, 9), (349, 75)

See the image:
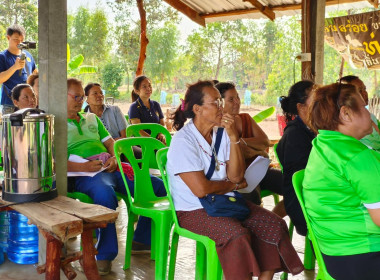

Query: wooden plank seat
(0, 195), (118, 280)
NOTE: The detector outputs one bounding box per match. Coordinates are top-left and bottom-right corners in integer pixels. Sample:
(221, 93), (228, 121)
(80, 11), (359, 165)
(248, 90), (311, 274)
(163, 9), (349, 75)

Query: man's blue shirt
(0, 49), (36, 105)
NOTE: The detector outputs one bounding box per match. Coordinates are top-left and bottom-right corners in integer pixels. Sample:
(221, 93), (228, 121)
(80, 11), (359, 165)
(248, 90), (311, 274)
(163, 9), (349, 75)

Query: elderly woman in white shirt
(167, 80), (303, 280)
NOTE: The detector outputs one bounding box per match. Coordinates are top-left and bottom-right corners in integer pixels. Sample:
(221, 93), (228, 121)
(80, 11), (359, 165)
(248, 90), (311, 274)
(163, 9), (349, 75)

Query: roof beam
(163, 0), (205, 26)
(202, 0), (370, 19)
(368, 0), (379, 8)
(243, 0), (275, 20)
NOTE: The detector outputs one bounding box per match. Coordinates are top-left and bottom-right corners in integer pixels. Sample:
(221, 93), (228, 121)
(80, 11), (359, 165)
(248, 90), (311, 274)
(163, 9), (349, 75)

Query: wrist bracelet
(240, 138), (248, 146)
(233, 139), (240, 144)
(234, 182), (239, 191)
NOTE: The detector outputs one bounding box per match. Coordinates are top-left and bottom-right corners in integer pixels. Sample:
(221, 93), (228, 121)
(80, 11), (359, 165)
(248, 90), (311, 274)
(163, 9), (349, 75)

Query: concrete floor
(0, 196), (319, 280)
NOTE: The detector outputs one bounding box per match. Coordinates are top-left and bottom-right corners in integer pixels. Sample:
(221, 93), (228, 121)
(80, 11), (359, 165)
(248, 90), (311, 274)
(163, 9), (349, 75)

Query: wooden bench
(0, 195), (119, 280)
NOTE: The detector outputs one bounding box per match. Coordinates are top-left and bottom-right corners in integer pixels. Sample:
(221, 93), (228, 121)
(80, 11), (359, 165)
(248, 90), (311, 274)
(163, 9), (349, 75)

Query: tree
(101, 61), (125, 98)
(145, 22), (179, 92)
(67, 44), (98, 77)
(67, 6), (110, 67)
(0, 0), (38, 58)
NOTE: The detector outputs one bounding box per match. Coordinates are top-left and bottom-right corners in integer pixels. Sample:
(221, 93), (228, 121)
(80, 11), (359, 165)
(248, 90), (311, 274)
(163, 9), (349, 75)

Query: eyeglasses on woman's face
(204, 98), (224, 109)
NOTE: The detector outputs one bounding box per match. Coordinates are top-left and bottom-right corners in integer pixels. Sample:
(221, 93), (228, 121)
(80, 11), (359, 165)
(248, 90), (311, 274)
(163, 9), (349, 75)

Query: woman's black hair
(215, 82), (236, 98)
(131, 75), (149, 102)
(280, 80), (314, 122)
(11, 83), (33, 101)
(84, 82), (101, 96)
(172, 80), (215, 131)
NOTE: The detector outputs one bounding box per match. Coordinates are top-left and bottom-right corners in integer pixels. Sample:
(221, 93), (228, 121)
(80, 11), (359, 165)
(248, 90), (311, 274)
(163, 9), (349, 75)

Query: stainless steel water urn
(2, 108), (57, 202)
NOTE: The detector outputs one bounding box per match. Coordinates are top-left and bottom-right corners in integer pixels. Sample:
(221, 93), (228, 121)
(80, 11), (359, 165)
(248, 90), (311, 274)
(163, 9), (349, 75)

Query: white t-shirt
(167, 119), (231, 211)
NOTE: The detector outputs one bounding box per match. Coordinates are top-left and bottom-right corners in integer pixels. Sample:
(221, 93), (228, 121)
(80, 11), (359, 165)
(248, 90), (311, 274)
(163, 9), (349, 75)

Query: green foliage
(0, 0), (38, 59)
(265, 17), (302, 105)
(101, 61), (125, 98)
(67, 6), (110, 67)
(67, 44), (98, 77)
(145, 22), (180, 91)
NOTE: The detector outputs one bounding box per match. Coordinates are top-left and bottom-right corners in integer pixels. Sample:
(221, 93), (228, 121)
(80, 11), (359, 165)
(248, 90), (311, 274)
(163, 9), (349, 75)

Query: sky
(66, 0), (200, 43)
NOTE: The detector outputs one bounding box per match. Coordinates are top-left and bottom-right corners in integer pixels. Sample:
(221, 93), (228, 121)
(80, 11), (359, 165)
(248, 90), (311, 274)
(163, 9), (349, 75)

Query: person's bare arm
(368, 208), (380, 227)
(241, 118), (270, 151)
(129, 118), (151, 137)
(67, 160), (103, 172)
(179, 171), (247, 197)
(102, 138), (118, 172)
(114, 129), (126, 140)
(0, 57), (25, 84)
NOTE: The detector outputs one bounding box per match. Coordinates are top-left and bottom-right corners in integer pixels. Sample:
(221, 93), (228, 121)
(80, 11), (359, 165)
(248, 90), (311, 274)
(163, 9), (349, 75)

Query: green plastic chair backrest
(273, 142), (283, 172)
(292, 170), (335, 280)
(125, 114), (130, 124)
(114, 137), (166, 205)
(252, 106), (275, 123)
(156, 148), (180, 228)
(126, 123), (172, 146)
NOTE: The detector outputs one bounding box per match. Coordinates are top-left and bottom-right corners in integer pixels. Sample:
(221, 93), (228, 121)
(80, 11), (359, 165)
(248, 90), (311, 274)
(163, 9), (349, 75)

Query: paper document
(67, 154), (109, 177)
(238, 156), (271, 193)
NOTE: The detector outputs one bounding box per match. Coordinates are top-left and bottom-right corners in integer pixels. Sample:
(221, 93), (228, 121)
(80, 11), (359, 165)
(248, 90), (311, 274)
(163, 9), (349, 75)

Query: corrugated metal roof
(167, 0), (374, 23)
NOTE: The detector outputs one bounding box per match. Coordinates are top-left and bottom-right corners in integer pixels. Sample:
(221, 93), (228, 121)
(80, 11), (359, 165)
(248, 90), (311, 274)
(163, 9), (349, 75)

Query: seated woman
(66, 78), (166, 275)
(276, 80), (315, 236)
(216, 82), (285, 217)
(167, 80), (303, 280)
(27, 73), (39, 107)
(340, 75), (380, 151)
(84, 82), (127, 140)
(11, 83), (37, 110)
(304, 82), (380, 280)
(128, 75), (166, 144)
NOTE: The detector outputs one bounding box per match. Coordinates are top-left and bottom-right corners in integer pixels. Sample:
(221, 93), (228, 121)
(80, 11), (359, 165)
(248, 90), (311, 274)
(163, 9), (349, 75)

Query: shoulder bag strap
(205, 127), (224, 180)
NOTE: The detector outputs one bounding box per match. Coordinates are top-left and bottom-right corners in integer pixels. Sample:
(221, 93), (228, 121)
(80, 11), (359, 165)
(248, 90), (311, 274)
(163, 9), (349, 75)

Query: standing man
(0, 24), (36, 114)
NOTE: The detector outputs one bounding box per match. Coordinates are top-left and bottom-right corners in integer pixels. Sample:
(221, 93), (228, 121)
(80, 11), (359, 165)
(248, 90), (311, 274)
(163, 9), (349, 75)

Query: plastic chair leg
(151, 220), (156, 261)
(153, 217), (172, 280)
(195, 242), (207, 280)
(168, 232), (179, 280)
(206, 244), (221, 280)
(123, 211), (137, 270)
(304, 237), (316, 270)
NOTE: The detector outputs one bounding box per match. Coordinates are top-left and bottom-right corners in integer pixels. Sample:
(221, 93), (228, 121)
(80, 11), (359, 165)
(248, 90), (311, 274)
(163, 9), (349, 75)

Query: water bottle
(7, 210), (38, 264)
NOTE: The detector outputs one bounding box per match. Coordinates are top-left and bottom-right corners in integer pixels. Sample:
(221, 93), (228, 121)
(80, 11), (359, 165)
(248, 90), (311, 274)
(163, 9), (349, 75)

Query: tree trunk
(214, 40), (223, 79)
(136, 0), (149, 76)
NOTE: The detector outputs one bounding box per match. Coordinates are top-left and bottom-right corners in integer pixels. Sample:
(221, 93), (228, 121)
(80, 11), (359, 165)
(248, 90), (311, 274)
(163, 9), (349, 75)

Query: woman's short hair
(280, 80), (314, 122)
(27, 73), (39, 87)
(172, 80), (214, 131)
(11, 84), (33, 101)
(215, 82), (236, 98)
(67, 78), (83, 89)
(131, 75), (149, 102)
(84, 82), (101, 96)
(307, 83), (360, 133)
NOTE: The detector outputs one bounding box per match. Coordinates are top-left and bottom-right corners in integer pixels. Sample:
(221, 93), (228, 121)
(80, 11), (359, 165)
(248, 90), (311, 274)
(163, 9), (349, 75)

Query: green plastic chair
(114, 137), (173, 280)
(252, 106), (275, 123)
(156, 147), (223, 280)
(292, 170), (335, 280)
(125, 114), (129, 124)
(126, 123), (172, 147)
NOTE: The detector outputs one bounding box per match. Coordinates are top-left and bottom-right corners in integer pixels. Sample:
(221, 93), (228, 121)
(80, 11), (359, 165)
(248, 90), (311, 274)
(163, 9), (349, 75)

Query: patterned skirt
(177, 201), (303, 280)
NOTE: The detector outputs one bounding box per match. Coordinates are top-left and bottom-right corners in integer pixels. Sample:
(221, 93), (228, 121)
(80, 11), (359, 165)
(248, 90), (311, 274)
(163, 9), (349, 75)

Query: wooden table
(0, 195), (119, 280)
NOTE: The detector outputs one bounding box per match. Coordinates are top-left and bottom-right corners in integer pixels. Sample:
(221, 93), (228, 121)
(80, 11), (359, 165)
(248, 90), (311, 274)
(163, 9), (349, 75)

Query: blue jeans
(74, 171), (166, 260)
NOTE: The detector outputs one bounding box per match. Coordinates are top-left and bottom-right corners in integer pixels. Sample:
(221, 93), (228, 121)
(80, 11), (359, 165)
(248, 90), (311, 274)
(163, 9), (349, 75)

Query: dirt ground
(115, 101), (282, 140)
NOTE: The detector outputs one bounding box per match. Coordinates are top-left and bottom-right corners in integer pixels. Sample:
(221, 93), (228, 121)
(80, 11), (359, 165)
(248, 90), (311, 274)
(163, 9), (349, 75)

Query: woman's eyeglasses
(68, 93), (86, 102)
(204, 99), (224, 109)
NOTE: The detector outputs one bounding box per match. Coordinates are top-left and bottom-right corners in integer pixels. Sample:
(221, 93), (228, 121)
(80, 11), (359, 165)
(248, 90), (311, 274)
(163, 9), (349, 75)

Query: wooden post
(136, 0), (149, 76)
(301, 0), (326, 84)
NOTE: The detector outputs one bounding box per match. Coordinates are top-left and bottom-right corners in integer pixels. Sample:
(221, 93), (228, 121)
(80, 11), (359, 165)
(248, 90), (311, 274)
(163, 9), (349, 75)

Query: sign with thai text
(325, 11), (380, 69)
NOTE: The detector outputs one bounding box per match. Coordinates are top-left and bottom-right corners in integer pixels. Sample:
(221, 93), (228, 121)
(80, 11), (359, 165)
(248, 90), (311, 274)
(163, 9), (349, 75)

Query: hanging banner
(325, 11), (380, 69)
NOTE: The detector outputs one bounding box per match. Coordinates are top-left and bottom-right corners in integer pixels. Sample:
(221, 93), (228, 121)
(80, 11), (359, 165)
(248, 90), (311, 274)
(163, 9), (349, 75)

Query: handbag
(199, 127), (250, 221)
